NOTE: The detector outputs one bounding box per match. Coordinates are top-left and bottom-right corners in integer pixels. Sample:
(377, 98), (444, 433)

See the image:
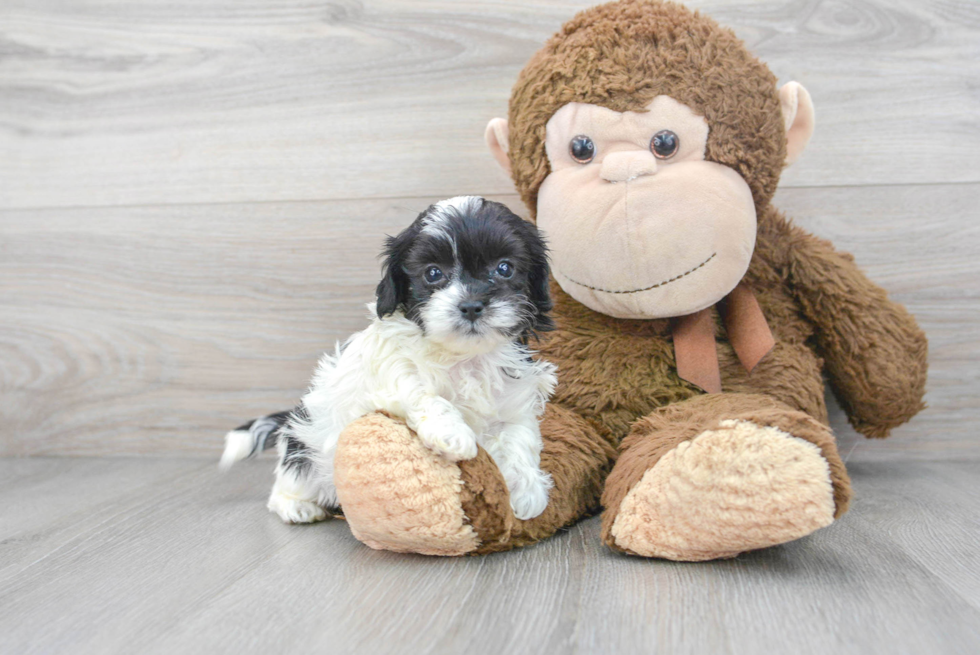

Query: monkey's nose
(599, 151), (658, 183)
(459, 301), (485, 322)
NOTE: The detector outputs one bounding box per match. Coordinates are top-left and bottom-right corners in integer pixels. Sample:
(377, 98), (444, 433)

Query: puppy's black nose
(459, 301), (485, 322)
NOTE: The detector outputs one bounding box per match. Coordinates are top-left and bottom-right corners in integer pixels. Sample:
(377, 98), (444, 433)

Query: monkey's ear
(779, 82), (815, 166)
(485, 118), (512, 174)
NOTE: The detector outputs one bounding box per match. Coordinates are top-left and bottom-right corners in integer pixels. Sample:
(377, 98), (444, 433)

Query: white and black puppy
(221, 196), (557, 522)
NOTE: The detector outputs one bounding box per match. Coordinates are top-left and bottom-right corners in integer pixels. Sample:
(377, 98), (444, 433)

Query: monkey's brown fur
(334, 0), (928, 558)
(509, 0), (787, 219)
(468, 0), (925, 554)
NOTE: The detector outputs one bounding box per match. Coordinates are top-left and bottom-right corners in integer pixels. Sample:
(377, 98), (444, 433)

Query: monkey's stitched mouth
(557, 252), (717, 295)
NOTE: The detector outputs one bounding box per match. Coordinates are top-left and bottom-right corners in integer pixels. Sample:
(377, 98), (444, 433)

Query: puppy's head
(376, 196), (553, 350)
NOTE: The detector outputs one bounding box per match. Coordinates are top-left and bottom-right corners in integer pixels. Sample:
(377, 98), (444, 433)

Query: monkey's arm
(781, 222), (928, 438)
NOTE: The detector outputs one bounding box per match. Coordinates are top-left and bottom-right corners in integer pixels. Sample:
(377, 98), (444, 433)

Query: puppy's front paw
(267, 489), (328, 524)
(508, 468), (552, 521)
(417, 417), (478, 462)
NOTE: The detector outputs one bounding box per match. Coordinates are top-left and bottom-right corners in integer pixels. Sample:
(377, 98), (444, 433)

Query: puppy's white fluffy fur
(270, 302), (556, 522)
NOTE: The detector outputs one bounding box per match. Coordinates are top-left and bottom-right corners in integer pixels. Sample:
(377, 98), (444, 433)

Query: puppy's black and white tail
(219, 409), (293, 471)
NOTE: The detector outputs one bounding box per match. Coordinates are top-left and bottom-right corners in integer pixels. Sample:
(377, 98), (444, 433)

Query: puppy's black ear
(502, 209), (553, 335)
(525, 232), (555, 334)
(376, 222), (419, 318)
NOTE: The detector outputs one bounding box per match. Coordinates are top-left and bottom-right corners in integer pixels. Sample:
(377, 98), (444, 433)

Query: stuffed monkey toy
(331, 0), (928, 560)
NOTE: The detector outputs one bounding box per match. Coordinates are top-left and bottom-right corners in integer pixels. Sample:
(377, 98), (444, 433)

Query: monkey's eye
(569, 135), (596, 163)
(424, 266), (444, 284)
(495, 261), (514, 279)
(650, 130), (680, 159)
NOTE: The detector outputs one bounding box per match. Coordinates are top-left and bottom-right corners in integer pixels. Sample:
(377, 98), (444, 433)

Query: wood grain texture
(2, 2), (977, 651)
(0, 194), (513, 455)
(2, 183), (978, 457)
(1, 0), (978, 210)
(0, 455), (978, 654)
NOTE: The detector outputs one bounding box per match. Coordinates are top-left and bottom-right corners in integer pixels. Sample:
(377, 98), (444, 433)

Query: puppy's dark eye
(569, 135), (596, 164)
(424, 266), (443, 284)
(495, 261), (514, 278)
(650, 130), (679, 159)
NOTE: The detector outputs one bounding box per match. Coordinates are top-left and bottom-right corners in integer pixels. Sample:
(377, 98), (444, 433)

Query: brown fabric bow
(670, 282), (775, 394)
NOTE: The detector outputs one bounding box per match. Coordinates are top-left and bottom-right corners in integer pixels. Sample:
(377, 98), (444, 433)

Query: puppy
(221, 196), (557, 522)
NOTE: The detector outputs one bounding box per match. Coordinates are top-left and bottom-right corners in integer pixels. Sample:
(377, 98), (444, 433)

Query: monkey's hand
(783, 223), (927, 438)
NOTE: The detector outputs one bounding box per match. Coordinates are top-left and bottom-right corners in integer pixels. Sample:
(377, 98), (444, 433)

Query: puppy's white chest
(437, 357), (505, 429)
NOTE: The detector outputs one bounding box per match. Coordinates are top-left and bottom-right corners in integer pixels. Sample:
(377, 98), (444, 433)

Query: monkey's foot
(602, 398), (850, 561)
(333, 406), (615, 556)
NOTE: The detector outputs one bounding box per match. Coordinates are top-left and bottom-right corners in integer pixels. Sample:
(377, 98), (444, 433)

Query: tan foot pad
(333, 414), (479, 556)
(611, 419), (836, 561)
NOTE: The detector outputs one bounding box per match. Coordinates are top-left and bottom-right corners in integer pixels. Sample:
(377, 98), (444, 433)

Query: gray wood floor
(1, 450), (978, 655)
(2, 0), (979, 653)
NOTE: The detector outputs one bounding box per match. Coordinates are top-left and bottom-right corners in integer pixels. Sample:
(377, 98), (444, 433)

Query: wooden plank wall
(1, 0), (978, 456)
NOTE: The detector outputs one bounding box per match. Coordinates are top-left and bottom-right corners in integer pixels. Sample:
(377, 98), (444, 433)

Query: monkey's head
(485, 0), (814, 319)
